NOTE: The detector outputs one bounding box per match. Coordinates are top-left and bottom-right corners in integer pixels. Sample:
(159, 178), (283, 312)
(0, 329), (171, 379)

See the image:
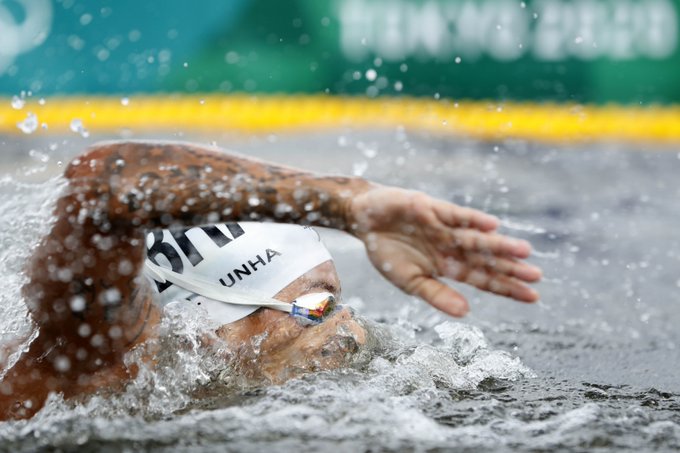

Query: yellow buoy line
(1, 95), (679, 143)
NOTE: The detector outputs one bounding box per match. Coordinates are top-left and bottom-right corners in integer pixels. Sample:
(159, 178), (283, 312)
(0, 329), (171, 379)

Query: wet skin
(0, 141), (541, 420)
(217, 260), (366, 384)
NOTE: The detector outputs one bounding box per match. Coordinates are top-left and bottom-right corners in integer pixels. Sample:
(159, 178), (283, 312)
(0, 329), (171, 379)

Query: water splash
(0, 173), (64, 345)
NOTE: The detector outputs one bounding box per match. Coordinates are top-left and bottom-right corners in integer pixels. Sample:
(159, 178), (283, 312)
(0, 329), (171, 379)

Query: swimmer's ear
(406, 276), (469, 317)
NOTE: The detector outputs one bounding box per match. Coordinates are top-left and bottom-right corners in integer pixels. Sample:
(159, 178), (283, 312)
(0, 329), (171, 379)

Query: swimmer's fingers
(449, 229), (532, 259)
(441, 260), (539, 303)
(405, 275), (469, 317)
(478, 272), (539, 303)
(457, 253), (542, 283)
(433, 200), (499, 232)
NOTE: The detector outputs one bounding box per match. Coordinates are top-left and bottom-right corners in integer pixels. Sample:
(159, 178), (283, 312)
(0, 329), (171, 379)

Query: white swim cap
(144, 222), (333, 325)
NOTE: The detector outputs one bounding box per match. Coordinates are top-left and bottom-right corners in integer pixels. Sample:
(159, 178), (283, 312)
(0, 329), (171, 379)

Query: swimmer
(0, 141), (542, 420)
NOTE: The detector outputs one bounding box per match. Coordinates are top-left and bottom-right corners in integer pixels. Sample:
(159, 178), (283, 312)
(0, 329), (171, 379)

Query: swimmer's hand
(348, 187), (542, 316)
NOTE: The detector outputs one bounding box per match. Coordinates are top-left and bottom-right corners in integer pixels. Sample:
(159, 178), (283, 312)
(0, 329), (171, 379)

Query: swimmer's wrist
(338, 178), (381, 235)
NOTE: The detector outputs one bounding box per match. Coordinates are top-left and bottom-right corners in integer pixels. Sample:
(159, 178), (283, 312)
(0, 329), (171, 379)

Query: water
(0, 131), (679, 451)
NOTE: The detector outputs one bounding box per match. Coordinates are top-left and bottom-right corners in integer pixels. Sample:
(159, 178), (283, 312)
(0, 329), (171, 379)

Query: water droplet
(365, 69), (377, 81)
(224, 50), (239, 65)
(17, 113), (38, 134)
(11, 95), (25, 110)
(362, 148), (378, 159)
(80, 13), (93, 26)
(121, 97), (129, 106)
(102, 288), (121, 304)
(70, 118), (90, 137)
(54, 356), (71, 372)
(128, 29), (141, 42)
(455, 57), (462, 64)
(29, 149), (49, 163)
(69, 296), (86, 312)
(108, 326), (122, 339)
(352, 161), (368, 176)
(78, 324), (92, 337)
(394, 81), (403, 92)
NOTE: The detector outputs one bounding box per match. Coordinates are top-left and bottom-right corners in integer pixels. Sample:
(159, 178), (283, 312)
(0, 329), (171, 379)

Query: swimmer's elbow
(64, 143), (121, 180)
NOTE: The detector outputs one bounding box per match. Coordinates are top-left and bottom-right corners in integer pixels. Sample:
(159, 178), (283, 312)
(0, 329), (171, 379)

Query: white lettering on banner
(338, 0), (679, 62)
(0, 0), (53, 75)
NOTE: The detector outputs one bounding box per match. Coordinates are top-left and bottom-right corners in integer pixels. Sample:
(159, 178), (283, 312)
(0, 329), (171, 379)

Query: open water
(0, 129), (678, 452)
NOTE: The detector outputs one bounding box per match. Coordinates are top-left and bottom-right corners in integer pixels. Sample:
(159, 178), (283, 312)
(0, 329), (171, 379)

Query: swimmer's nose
(328, 305), (352, 321)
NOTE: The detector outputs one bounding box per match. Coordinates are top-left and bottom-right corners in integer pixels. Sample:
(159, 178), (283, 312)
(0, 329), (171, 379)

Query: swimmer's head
(144, 222), (336, 326)
(214, 259), (368, 385)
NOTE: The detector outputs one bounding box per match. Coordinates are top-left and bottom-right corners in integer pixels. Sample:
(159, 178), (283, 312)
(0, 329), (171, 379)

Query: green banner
(1, 0), (679, 103)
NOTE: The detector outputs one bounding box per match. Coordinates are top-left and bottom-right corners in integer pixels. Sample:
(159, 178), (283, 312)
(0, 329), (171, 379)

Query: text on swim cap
(218, 249), (282, 288)
(147, 223), (245, 292)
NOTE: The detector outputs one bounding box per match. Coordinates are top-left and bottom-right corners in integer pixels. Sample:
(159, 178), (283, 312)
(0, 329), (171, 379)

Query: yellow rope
(2, 95), (680, 143)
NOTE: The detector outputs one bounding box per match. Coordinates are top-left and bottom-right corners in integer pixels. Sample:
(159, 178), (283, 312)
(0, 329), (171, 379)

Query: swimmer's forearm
(66, 141), (377, 232)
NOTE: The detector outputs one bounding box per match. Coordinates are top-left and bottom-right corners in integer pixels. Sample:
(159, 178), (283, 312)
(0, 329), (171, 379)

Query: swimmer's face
(215, 260), (366, 383)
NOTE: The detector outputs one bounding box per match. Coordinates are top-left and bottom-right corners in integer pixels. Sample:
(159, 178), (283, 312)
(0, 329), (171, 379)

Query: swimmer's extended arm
(62, 141), (539, 315)
(1, 141), (373, 419)
(1, 141), (540, 419)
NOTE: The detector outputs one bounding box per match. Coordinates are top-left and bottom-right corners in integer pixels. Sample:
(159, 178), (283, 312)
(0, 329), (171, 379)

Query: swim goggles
(144, 261), (337, 323)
